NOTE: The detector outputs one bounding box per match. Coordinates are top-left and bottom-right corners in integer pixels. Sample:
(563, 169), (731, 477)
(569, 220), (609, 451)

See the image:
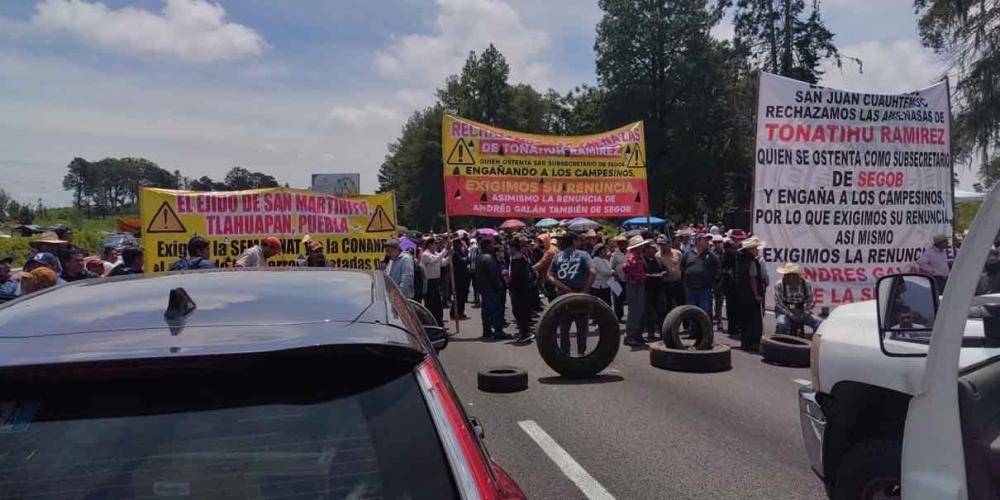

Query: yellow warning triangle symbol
(624, 143), (644, 167)
(365, 205), (395, 233)
(446, 138), (475, 165)
(147, 201), (187, 233)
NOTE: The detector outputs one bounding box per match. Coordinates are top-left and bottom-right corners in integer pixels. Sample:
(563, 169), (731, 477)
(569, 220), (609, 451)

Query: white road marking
(793, 378), (812, 387)
(518, 420), (614, 500)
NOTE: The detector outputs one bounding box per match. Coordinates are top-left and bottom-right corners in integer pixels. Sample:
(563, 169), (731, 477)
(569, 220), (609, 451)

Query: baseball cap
(24, 252), (61, 272)
(264, 236), (282, 250)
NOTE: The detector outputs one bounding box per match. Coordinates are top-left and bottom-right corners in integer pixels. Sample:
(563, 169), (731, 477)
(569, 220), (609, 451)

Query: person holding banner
(420, 236), (451, 327)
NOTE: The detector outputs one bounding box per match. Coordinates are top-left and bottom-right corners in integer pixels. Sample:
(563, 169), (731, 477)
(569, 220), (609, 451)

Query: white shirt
(917, 245), (950, 277)
(420, 249), (449, 279)
(592, 257), (614, 288)
(236, 245), (267, 268)
(610, 249), (626, 281)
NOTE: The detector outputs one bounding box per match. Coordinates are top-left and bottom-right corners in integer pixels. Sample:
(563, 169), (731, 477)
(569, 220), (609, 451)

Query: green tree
(438, 44), (513, 125)
(915, 0), (1000, 174)
(0, 188), (10, 222)
(222, 166), (280, 190)
(596, 0), (746, 218)
(731, 0), (841, 83)
(981, 155), (1000, 189)
(547, 85), (605, 135)
(17, 204), (33, 225)
(378, 106), (445, 229)
(62, 157), (91, 209)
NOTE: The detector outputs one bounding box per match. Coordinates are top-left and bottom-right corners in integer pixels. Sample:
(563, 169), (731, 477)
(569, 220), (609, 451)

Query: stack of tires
(649, 306), (731, 373)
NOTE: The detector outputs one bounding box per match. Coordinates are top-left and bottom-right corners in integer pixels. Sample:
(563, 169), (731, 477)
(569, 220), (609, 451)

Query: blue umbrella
(623, 216), (666, 226)
(535, 218), (559, 228)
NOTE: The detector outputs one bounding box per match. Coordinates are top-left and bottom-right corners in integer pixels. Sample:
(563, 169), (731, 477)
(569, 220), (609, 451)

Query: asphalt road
(437, 304), (826, 500)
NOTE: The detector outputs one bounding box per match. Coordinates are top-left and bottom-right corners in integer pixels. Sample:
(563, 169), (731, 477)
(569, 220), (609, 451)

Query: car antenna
(163, 287), (198, 324)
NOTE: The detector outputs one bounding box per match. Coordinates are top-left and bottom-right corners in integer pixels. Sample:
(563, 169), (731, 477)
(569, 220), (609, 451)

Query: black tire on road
(649, 341), (731, 373)
(661, 305), (714, 350)
(407, 299), (439, 328)
(831, 438), (901, 500)
(760, 334), (811, 367)
(536, 293), (620, 378)
(477, 366), (529, 393)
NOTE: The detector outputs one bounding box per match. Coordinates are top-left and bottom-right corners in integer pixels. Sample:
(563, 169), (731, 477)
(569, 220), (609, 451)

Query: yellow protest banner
(442, 114), (649, 218)
(139, 187), (397, 273)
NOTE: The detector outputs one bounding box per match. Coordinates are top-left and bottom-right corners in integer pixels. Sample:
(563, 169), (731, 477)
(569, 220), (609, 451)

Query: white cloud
(326, 104), (403, 130)
(374, 0), (553, 96)
(32, 0), (266, 63)
(820, 39), (947, 94)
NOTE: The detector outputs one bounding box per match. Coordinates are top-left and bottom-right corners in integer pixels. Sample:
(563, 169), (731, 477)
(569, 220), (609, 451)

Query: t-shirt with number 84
(549, 250), (593, 291)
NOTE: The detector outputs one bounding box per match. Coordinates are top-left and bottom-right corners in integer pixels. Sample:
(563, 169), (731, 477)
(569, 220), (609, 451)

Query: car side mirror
(425, 325), (448, 352)
(876, 274), (939, 357)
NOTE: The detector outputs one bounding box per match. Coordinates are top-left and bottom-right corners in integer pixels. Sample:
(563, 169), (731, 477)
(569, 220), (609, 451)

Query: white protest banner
(753, 72), (953, 306)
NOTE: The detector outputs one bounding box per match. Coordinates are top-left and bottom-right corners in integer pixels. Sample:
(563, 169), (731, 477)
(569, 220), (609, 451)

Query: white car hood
(819, 299), (1000, 395)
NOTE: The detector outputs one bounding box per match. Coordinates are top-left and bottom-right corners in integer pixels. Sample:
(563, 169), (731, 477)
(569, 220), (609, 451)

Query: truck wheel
(408, 299), (440, 328)
(760, 334), (811, 367)
(832, 439), (901, 500)
(649, 341), (731, 372)
(661, 305), (714, 350)
(478, 366), (529, 393)
(536, 293), (620, 378)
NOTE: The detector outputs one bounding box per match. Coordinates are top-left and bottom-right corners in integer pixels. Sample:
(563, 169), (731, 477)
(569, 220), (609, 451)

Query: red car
(0, 269), (525, 499)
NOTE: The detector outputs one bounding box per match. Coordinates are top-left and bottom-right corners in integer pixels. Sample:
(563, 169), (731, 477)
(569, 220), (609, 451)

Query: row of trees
(62, 160), (280, 213)
(379, 0), (1000, 229)
(0, 189), (41, 225)
(914, 0), (999, 189)
(378, 0), (846, 229)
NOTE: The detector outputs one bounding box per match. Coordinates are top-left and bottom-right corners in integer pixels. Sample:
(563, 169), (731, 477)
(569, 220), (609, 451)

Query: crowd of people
(380, 224), (832, 353)
(3, 222), (998, 352)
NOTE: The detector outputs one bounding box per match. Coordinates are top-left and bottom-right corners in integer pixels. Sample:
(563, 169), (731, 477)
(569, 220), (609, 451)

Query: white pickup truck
(800, 186), (1000, 500)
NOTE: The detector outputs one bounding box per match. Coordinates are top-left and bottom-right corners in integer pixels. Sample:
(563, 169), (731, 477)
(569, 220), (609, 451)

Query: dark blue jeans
(480, 291), (505, 336)
(687, 288), (713, 319)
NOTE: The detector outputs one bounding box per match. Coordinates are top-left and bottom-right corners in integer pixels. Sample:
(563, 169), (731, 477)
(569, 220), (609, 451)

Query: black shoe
(514, 333), (535, 344)
(480, 333), (493, 339)
(493, 332), (513, 340)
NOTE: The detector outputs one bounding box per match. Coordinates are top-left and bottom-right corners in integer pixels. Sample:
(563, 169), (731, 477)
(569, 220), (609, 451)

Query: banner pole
(445, 212), (460, 334)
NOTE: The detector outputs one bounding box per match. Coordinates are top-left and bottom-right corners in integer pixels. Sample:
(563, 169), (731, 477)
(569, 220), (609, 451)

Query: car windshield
(0, 353), (456, 500)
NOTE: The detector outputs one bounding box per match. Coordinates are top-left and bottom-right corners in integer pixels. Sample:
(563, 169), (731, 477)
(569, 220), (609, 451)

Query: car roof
(0, 269), (423, 368)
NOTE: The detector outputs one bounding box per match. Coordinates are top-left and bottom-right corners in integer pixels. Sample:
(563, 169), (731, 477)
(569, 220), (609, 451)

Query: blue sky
(0, 0), (974, 206)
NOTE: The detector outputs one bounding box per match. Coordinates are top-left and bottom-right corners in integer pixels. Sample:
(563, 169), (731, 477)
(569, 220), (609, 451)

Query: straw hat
(29, 231), (68, 249)
(584, 229), (598, 238)
(627, 235), (652, 251)
(591, 243), (606, 256)
(740, 237), (765, 250)
(777, 263), (802, 275)
(612, 234), (628, 243)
